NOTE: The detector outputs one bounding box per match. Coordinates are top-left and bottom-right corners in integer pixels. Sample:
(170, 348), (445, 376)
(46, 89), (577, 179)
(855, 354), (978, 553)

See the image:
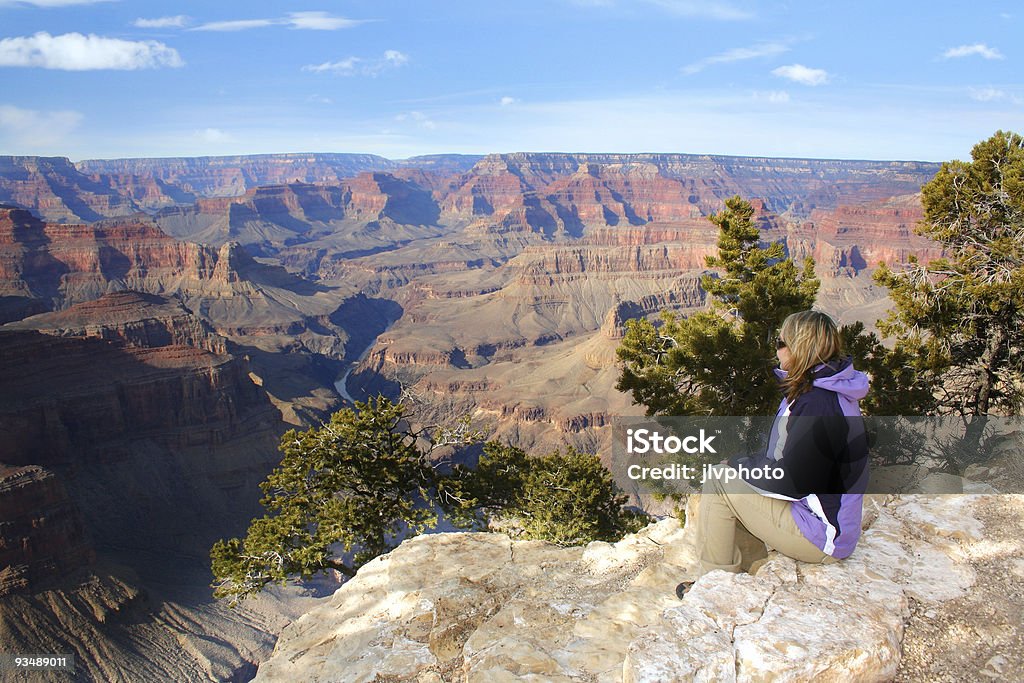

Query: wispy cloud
(0, 32), (183, 70)
(0, 0), (112, 6)
(0, 104), (81, 148)
(968, 87), (1023, 104)
(304, 50), (408, 76)
(970, 87), (1005, 101)
(568, 0), (752, 19)
(134, 16), (191, 29)
(942, 44), (1004, 60)
(287, 12), (363, 30)
(771, 64), (829, 86)
(395, 110), (436, 130)
(304, 57), (358, 73)
(193, 12), (364, 32)
(643, 0), (753, 20)
(193, 19), (276, 32)
(752, 90), (790, 103)
(682, 40), (789, 75)
(198, 128), (231, 143)
(500, 96), (518, 106)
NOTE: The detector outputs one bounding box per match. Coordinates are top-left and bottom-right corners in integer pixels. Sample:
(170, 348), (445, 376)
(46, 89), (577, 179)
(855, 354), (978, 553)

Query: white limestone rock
(890, 495), (986, 541)
(254, 495), (984, 683)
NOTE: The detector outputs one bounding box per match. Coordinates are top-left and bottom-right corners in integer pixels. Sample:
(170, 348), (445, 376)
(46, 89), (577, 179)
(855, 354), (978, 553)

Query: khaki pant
(696, 465), (835, 574)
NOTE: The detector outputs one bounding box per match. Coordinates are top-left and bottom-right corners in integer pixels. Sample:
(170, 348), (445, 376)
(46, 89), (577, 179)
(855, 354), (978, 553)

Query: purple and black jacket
(736, 357), (870, 559)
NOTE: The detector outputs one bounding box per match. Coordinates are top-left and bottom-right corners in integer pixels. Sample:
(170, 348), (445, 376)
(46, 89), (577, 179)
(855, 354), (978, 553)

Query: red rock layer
(805, 198), (943, 274)
(156, 175), (442, 241)
(5, 291), (228, 354)
(0, 207), (252, 313)
(0, 157), (139, 223)
(433, 153), (939, 235)
(91, 172), (195, 211)
(516, 244), (715, 280)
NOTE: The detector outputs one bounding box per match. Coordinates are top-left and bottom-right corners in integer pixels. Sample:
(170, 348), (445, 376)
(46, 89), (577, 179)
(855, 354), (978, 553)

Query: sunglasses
(776, 338), (787, 349)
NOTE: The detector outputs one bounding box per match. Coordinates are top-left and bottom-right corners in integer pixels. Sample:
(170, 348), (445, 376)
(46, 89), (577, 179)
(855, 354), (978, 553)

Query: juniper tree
(443, 441), (647, 545)
(212, 398), (645, 604)
(838, 321), (935, 416)
(875, 130), (1024, 416)
(210, 396), (440, 605)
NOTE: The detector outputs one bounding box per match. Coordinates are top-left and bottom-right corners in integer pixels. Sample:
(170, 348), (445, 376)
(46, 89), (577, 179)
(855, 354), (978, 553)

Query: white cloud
(968, 87), (1023, 105)
(395, 110), (436, 129)
(0, 104), (81, 148)
(969, 87), (1006, 102)
(287, 11), (363, 30)
(682, 41), (789, 75)
(193, 12), (363, 32)
(643, 0), (753, 20)
(500, 96), (518, 106)
(0, 0), (112, 6)
(304, 50), (409, 76)
(307, 94), (334, 104)
(752, 90), (790, 103)
(383, 50), (408, 67)
(567, 0), (751, 18)
(942, 44), (1004, 60)
(198, 128), (230, 143)
(0, 32), (184, 70)
(134, 16), (190, 29)
(771, 64), (829, 86)
(304, 57), (360, 74)
(194, 19), (276, 32)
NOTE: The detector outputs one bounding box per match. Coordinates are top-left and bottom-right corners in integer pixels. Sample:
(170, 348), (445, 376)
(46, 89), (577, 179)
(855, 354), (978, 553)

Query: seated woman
(678, 310), (870, 598)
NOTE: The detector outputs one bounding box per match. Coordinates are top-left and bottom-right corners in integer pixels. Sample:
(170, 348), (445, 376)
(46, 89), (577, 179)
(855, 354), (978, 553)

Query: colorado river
(333, 318), (397, 403)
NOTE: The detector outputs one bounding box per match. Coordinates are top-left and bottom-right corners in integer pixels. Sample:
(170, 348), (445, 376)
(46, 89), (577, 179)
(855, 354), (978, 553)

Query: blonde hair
(779, 310), (843, 403)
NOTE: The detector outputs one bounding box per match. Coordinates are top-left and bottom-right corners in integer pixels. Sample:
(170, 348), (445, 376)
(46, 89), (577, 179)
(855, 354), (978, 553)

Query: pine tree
(616, 195), (818, 416)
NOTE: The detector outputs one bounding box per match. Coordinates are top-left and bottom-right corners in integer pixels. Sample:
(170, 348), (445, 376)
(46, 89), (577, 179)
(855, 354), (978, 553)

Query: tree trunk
(974, 324), (1006, 415)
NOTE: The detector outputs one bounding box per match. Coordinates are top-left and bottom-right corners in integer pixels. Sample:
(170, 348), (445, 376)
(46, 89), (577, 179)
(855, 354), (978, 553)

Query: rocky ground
(251, 493), (1018, 682)
(895, 494), (1024, 682)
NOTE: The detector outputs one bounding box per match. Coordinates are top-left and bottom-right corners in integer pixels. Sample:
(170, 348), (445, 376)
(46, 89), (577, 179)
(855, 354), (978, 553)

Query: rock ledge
(254, 495), (985, 682)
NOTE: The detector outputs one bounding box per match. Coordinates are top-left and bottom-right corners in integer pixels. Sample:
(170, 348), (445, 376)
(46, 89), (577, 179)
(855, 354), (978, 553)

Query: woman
(678, 310), (870, 598)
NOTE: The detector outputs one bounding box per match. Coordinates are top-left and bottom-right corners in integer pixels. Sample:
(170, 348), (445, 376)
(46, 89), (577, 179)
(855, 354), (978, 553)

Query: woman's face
(777, 333), (792, 372)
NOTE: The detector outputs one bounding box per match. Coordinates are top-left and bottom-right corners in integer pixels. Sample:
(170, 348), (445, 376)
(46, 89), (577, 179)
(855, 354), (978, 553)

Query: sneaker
(674, 581), (694, 599)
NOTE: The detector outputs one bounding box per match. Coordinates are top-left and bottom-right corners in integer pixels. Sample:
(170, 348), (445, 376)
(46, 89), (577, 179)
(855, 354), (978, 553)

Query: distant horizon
(23, 149), (949, 166)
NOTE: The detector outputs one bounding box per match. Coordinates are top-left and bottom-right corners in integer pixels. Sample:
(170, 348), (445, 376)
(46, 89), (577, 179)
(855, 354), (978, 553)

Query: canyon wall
(0, 149), (960, 680)
(76, 153), (483, 198)
(0, 316), (314, 682)
(0, 157), (140, 223)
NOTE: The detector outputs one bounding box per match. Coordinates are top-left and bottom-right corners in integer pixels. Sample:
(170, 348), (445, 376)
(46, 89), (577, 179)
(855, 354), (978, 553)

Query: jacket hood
(812, 357), (870, 402)
(773, 356), (870, 414)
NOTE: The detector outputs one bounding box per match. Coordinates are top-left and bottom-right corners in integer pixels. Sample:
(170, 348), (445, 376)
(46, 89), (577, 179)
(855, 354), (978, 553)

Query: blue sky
(0, 0), (1021, 161)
